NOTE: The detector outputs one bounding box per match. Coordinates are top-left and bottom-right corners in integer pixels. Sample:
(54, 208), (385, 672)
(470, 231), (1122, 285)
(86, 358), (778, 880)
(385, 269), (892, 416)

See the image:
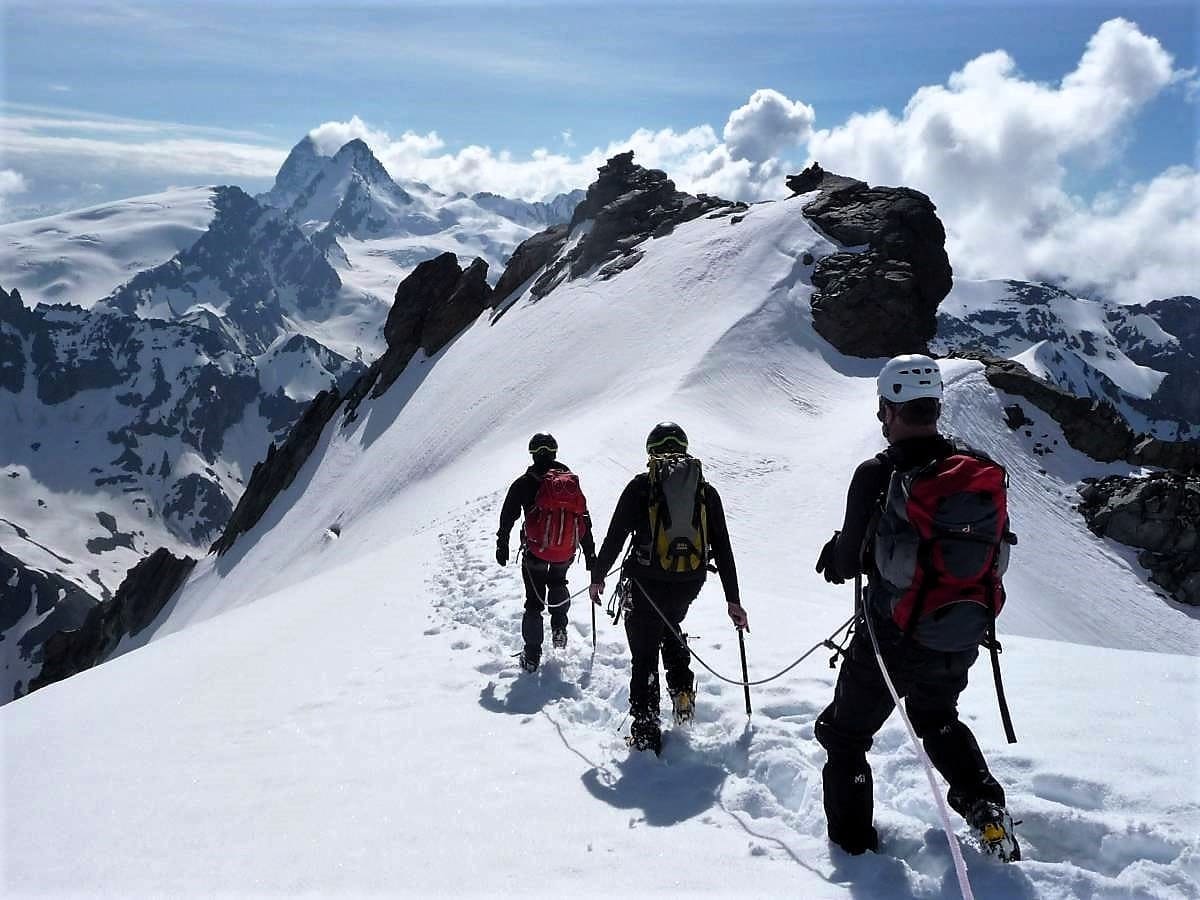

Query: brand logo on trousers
(853, 774), (866, 784)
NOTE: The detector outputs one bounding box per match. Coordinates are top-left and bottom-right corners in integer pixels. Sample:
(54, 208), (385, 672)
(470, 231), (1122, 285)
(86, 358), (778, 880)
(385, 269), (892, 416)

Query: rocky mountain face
(101, 186), (349, 356)
(521, 151), (742, 300)
(0, 282), (363, 701)
(965, 353), (1200, 472)
(257, 136), (583, 305)
(213, 253), (492, 556)
(1078, 473), (1200, 606)
(1, 546), (99, 699)
(30, 548), (197, 697)
(935, 281), (1200, 441)
(790, 162), (953, 358)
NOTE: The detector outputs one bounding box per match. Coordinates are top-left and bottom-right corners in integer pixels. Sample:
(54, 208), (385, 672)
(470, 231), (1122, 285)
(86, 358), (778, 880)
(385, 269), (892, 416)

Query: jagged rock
(800, 168), (952, 358)
(29, 548), (196, 695)
(1, 547), (99, 700)
(212, 253), (493, 557)
(1079, 473), (1200, 605)
(957, 352), (1200, 471)
(375, 253), (492, 395)
(211, 388), (344, 555)
(786, 161), (864, 196)
(501, 152), (741, 299)
(423, 258), (491, 353)
(1004, 404), (1033, 430)
(492, 224), (569, 305)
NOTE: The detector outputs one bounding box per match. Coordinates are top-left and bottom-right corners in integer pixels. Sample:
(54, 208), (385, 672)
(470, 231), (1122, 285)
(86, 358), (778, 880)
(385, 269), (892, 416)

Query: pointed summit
(260, 135), (327, 210)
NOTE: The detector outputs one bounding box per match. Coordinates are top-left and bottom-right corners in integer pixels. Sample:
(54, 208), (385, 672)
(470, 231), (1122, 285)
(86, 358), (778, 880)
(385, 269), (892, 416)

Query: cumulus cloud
(723, 89), (815, 163)
(806, 17), (1196, 301)
(3, 18), (1194, 299)
(0, 169), (29, 214)
(303, 112), (799, 206)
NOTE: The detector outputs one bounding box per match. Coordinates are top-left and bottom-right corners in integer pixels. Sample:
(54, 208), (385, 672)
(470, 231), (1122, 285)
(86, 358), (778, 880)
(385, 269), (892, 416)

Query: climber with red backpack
(497, 433), (597, 673)
(813, 355), (1020, 861)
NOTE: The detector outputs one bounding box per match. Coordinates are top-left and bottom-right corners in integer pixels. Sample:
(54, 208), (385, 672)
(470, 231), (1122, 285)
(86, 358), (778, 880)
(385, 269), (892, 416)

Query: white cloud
(805, 17), (1195, 301)
(2, 18), (1194, 300)
(0, 169), (29, 214)
(0, 170), (28, 195)
(722, 89), (815, 163)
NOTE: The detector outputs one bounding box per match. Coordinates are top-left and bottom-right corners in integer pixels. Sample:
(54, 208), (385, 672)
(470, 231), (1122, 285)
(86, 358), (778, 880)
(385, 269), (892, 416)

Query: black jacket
(592, 471), (741, 606)
(830, 434), (957, 580)
(831, 433), (991, 651)
(497, 459), (596, 562)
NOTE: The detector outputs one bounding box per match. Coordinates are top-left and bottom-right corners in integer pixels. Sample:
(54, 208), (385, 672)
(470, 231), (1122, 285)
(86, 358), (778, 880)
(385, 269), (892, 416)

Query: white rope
(859, 576), (975, 900)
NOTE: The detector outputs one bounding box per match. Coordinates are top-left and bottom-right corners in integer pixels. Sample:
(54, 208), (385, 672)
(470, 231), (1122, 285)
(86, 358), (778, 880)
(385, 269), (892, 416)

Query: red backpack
(874, 444), (1013, 639)
(524, 471), (587, 563)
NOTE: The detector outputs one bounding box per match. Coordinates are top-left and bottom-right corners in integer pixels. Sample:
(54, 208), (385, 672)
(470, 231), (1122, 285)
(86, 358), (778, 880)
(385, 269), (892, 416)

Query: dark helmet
(646, 422), (688, 455)
(528, 432), (558, 457)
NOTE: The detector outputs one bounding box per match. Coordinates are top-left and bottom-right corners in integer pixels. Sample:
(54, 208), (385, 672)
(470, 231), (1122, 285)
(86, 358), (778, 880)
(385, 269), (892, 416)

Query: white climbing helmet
(877, 354), (943, 403)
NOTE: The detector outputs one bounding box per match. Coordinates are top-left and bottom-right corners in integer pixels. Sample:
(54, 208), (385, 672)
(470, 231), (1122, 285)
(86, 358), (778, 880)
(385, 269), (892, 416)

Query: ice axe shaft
(738, 628), (751, 717)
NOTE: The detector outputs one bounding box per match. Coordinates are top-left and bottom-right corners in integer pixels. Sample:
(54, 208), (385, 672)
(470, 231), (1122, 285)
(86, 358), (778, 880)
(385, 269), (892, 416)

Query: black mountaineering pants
(814, 616), (1005, 854)
(521, 554), (571, 659)
(626, 577), (704, 719)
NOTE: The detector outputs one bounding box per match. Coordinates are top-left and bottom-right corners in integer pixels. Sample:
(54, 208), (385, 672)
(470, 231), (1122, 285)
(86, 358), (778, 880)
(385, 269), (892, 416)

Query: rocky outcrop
(1, 547), (100, 700)
(959, 352), (1200, 471)
(492, 224), (569, 305)
(28, 548), (196, 695)
(1078, 473), (1200, 606)
(103, 186), (343, 355)
(373, 253), (492, 396)
(211, 253), (492, 556)
(792, 163), (952, 358)
(523, 152), (742, 299)
(211, 387), (344, 555)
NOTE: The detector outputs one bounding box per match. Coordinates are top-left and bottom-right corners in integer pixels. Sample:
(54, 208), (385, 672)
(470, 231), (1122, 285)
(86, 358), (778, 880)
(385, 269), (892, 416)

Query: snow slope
(4, 196), (1197, 898)
(0, 188), (217, 308)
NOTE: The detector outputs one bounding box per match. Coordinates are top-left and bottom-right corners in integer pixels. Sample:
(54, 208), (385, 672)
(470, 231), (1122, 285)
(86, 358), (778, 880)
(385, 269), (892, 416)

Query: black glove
(815, 532), (844, 584)
(496, 542), (509, 567)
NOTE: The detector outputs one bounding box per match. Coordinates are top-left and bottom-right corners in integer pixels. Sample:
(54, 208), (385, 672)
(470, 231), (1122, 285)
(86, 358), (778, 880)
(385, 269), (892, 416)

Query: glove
(727, 602), (749, 632)
(815, 532), (844, 584)
(589, 582), (604, 605)
(496, 542), (509, 567)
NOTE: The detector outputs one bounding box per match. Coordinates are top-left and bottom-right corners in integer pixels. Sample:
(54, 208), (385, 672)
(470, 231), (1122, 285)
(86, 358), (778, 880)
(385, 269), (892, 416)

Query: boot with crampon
(967, 800), (1021, 862)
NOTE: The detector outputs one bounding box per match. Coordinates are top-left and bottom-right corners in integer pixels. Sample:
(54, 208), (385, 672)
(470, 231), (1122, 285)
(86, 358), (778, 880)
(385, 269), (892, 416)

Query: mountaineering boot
(669, 686), (696, 726)
(517, 649), (539, 673)
(551, 627), (568, 650)
(966, 799), (1021, 862)
(626, 713), (663, 755)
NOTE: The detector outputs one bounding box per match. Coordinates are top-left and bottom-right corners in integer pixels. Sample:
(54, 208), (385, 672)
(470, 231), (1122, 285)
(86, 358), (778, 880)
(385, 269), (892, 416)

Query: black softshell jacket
(592, 472), (741, 606)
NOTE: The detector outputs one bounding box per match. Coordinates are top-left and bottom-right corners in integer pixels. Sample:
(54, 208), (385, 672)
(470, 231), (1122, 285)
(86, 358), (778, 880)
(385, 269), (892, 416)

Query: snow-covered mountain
(0, 187), (218, 308)
(258, 135), (584, 306)
(4, 158), (1195, 898)
(936, 279), (1200, 440)
(0, 283), (362, 697)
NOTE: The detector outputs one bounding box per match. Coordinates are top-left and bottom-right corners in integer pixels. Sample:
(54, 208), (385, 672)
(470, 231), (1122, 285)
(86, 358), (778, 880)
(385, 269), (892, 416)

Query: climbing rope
(520, 551), (621, 610)
(631, 578), (855, 688)
(859, 574), (976, 900)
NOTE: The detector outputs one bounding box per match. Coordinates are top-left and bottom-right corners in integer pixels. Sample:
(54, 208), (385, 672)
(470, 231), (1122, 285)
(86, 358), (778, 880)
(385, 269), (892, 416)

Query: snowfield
(4, 195), (1197, 898)
(0, 188), (217, 308)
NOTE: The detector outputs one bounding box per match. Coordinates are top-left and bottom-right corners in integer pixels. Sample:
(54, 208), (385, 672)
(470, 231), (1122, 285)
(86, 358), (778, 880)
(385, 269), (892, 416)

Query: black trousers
(625, 577), (704, 718)
(814, 616), (1005, 852)
(521, 554), (571, 657)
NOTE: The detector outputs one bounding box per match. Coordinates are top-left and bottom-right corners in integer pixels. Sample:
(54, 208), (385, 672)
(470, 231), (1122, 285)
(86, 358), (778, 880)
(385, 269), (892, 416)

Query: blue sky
(1, 1), (1196, 299)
